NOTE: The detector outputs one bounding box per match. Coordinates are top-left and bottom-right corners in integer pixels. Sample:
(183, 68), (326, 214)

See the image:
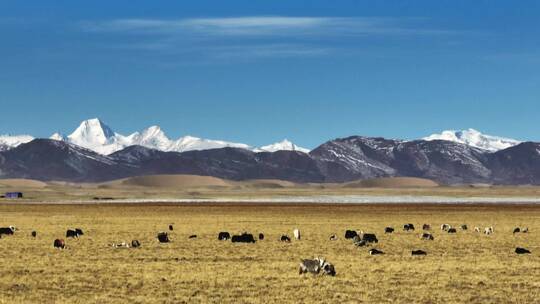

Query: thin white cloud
(81, 16), (456, 37)
(79, 16), (462, 63)
(208, 44), (331, 59)
(182, 16), (337, 36)
(104, 42), (330, 60)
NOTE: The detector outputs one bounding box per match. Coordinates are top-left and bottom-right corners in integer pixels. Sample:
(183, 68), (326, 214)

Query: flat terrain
(3, 176), (540, 203)
(0, 203), (539, 303)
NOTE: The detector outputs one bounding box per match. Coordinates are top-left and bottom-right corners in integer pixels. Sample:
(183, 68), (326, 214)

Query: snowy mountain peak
(56, 118), (257, 154)
(142, 125), (162, 134)
(168, 135), (252, 152)
(49, 132), (65, 141)
(131, 125), (171, 151)
(68, 118), (116, 146)
(1, 117), (312, 155)
(0, 134), (34, 151)
(137, 126), (167, 140)
(423, 129), (521, 152)
(256, 139), (310, 153)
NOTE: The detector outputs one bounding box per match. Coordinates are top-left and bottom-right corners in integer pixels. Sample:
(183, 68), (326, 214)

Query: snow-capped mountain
(2, 118), (309, 154)
(49, 133), (65, 141)
(255, 139), (310, 153)
(64, 118), (126, 155)
(167, 135), (252, 152)
(309, 135), (493, 183)
(3, 119), (529, 157)
(423, 129), (521, 152)
(127, 126), (171, 151)
(6, 134), (540, 185)
(0, 134), (34, 151)
(3, 125), (540, 185)
(55, 118), (274, 155)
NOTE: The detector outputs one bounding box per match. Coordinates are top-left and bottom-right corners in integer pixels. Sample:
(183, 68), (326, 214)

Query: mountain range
(0, 118), (523, 155)
(422, 128), (521, 152)
(1, 119), (539, 185)
(20, 118), (309, 155)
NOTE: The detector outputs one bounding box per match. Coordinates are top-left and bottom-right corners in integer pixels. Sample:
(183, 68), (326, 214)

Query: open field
(0, 203), (539, 303)
(3, 176), (540, 203)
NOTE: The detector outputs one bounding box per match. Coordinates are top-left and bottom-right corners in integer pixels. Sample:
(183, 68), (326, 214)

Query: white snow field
(424, 128), (520, 152)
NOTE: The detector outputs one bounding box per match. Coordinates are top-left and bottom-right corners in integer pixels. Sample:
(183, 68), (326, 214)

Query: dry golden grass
(0, 203), (539, 303)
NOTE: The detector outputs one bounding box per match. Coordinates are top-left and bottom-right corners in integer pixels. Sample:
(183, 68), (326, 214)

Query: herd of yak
(0, 222), (533, 277)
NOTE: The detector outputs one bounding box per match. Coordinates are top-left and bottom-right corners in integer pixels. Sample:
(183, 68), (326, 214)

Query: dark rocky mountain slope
(1, 137), (540, 185)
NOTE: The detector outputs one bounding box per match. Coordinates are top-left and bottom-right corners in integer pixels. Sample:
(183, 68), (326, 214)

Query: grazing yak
(447, 228), (457, 234)
(345, 230), (358, 239)
(412, 250), (427, 256)
(353, 239), (367, 247)
(361, 233), (379, 243)
(0, 226), (16, 236)
(421, 233), (434, 240)
(461, 225), (468, 230)
(231, 233), (256, 243)
(169, 224), (174, 231)
(514, 227), (529, 234)
(403, 224), (415, 231)
(441, 224), (451, 231)
(299, 257), (336, 276)
(66, 229), (79, 238)
(280, 235), (291, 242)
(353, 233), (378, 247)
(515, 247), (531, 254)
(131, 240), (141, 248)
(54, 239), (65, 249)
(157, 232), (170, 243)
(329, 234), (338, 241)
(31, 231), (37, 238)
(189, 235), (197, 239)
(474, 227), (481, 233)
(218, 232), (231, 241)
(369, 249), (384, 255)
(258, 233), (264, 240)
(384, 227), (394, 234)
(293, 229), (301, 240)
(484, 227), (494, 235)
(353, 235), (365, 246)
(422, 224), (431, 231)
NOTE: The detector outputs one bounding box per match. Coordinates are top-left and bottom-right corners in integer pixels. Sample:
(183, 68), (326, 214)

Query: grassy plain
(0, 203), (539, 303)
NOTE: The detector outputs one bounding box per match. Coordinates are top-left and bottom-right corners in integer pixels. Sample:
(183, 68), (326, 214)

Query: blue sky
(1, 1), (539, 148)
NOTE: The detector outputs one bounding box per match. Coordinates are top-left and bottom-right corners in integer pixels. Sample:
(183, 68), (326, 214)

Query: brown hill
(108, 175), (231, 188)
(236, 179), (298, 189)
(0, 179), (48, 188)
(344, 177), (439, 188)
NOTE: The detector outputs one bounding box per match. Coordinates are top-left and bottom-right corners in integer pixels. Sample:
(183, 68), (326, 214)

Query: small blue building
(5, 192), (23, 199)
